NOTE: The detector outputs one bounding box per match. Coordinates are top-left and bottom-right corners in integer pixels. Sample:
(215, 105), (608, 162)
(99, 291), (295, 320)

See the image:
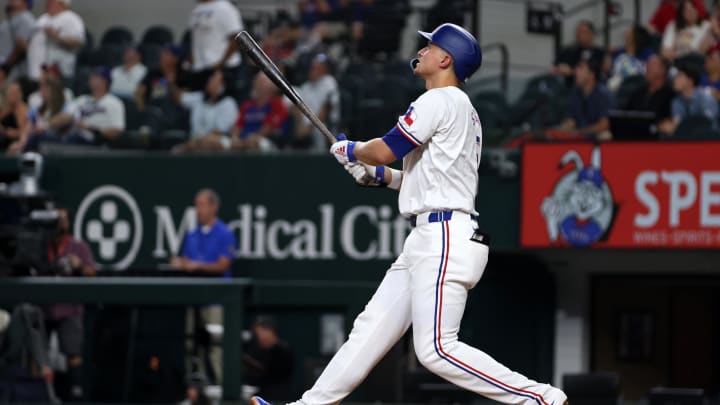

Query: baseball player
(252, 23), (568, 405)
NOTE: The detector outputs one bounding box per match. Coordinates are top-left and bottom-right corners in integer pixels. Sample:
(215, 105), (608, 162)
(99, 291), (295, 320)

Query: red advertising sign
(521, 142), (720, 248)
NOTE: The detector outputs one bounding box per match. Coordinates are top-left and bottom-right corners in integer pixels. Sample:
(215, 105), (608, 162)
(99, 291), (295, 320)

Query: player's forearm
(353, 139), (397, 166)
(197, 258), (232, 274)
(578, 117), (609, 134)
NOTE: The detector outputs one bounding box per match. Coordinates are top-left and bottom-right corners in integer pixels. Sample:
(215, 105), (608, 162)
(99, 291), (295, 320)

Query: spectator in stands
(293, 53), (339, 150)
(556, 57), (613, 139)
(26, 0), (85, 85)
(661, 0), (710, 60)
(0, 0), (36, 79)
(700, 4), (720, 51)
(701, 42), (720, 99)
(188, 0), (243, 91)
(136, 45), (190, 111)
(27, 63), (73, 110)
(24, 67), (125, 150)
(552, 21), (605, 83)
(231, 72), (289, 151)
(8, 76), (67, 154)
(110, 46), (147, 98)
(171, 188), (236, 382)
(649, 0), (681, 34)
(171, 70), (238, 152)
(669, 62), (718, 132)
(43, 207), (96, 401)
(0, 81), (28, 151)
(171, 188), (236, 275)
(0, 65), (9, 105)
(242, 316), (294, 400)
(623, 54), (675, 135)
(262, 11), (303, 63)
(607, 25), (653, 92)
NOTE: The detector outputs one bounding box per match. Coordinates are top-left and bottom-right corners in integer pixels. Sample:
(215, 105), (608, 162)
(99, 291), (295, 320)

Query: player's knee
(413, 339), (440, 371)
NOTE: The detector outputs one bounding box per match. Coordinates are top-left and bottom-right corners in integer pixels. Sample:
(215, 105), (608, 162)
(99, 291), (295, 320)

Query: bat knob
(336, 133), (347, 141)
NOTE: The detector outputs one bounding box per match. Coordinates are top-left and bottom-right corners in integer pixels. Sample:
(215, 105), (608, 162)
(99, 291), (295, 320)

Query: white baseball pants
(294, 214), (566, 405)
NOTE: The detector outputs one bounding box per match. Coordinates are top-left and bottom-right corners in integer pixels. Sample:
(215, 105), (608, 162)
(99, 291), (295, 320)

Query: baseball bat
(235, 31), (338, 144)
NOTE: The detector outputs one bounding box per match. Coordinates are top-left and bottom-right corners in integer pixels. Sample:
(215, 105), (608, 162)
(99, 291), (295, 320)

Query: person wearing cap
(669, 62), (718, 132)
(24, 67), (124, 150)
(293, 53), (340, 151)
(26, 0), (85, 83)
(701, 42), (720, 99)
(110, 46), (147, 98)
(0, 0), (36, 79)
(242, 316), (294, 400)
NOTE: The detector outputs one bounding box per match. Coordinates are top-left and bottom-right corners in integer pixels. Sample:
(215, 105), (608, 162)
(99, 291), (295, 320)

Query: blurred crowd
(0, 0), (406, 155)
(505, 0), (720, 146)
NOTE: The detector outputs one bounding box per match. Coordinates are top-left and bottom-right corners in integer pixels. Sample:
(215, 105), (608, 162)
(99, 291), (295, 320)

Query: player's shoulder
(417, 86), (468, 101)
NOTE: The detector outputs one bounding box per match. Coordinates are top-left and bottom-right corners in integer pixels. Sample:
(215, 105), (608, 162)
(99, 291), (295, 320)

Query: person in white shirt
(27, 63), (73, 110)
(662, 0), (711, 60)
(250, 23), (569, 405)
(110, 46), (148, 98)
(171, 70), (238, 152)
(24, 67), (125, 151)
(26, 0), (85, 82)
(188, 0), (243, 72)
(294, 53), (340, 151)
(0, 0), (36, 79)
(187, 0), (243, 92)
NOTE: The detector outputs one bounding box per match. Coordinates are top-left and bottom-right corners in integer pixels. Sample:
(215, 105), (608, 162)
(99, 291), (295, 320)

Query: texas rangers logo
(541, 147), (616, 247)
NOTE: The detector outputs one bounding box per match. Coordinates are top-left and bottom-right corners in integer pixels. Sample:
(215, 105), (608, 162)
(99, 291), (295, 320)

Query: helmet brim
(418, 30), (433, 41)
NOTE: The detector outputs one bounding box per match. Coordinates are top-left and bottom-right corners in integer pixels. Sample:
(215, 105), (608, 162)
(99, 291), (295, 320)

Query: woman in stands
(7, 78), (67, 155)
(661, 0), (710, 60)
(0, 82), (29, 153)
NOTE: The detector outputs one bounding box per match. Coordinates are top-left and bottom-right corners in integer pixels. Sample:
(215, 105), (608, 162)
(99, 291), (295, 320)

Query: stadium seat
(87, 44), (125, 68)
(674, 115), (714, 139)
(141, 25), (174, 46)
(101, 26), (134, 47)
(563, 372), (620, 405)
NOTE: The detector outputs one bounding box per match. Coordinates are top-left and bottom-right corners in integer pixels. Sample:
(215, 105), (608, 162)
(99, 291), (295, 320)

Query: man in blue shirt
(171, 188), (236, 278)
(558, 57), (614, 138)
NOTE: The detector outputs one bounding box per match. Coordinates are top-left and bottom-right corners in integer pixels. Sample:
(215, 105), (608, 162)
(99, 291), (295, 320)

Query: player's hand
(345, 162), (377, 186)
(330, 133), (357, 165)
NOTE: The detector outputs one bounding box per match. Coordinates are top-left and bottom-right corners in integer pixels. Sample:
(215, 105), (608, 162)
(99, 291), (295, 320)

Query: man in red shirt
(231, 73), (289, 151)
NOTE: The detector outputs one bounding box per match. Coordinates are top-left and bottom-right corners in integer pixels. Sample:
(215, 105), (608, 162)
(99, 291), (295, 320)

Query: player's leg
(409, 219), (567, 405)
(295, 256), (413, 405)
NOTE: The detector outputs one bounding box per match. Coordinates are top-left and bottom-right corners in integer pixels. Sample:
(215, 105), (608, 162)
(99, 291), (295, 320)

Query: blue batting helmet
(412, 23), (482, 82)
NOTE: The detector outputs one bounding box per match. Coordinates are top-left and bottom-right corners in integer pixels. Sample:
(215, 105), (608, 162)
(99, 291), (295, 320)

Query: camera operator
(43, 206), (95, 401)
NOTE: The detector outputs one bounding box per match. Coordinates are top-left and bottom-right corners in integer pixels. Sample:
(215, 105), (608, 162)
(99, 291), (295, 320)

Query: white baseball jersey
(395, 86), (482, 217)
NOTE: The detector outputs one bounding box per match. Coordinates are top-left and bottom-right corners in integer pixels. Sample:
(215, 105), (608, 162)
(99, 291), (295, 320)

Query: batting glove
(330, 133), (357, 165)
(345, 162), (403, 190)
